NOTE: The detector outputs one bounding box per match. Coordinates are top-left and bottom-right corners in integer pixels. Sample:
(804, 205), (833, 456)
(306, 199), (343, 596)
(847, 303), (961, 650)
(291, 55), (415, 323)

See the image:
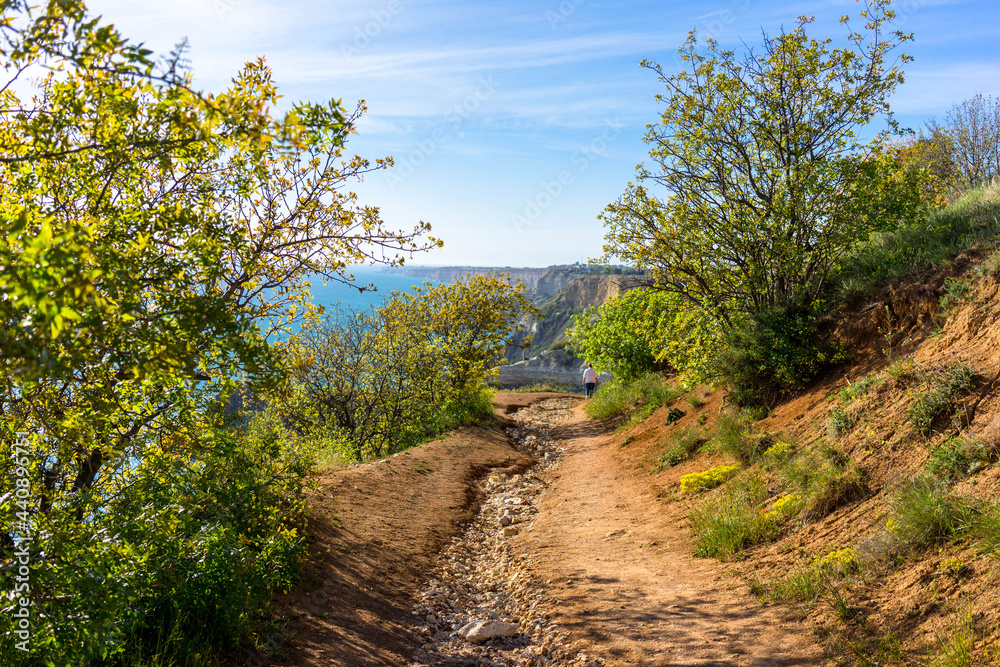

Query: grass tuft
(584, 372), (682, 425)
(886, 476), (977, 549)
(688, 473), (778, 559)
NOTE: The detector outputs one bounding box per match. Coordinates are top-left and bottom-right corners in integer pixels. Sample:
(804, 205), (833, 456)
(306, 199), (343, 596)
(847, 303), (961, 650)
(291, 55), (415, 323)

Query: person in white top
(582, 364), (599, 398)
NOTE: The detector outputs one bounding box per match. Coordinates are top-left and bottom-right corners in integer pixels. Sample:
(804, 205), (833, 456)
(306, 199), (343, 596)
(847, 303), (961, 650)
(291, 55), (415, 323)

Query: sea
(307, 265), (440, 315)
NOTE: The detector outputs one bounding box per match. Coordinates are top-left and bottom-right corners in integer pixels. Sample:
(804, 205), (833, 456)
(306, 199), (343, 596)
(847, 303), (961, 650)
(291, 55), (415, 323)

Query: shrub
(688, 474), (778, 559)
(680, 464), (741, 494)
(887, 477), (977, 549)
(927, 437), (994, 479)
(765, 493), (803, 520)
(907, 362), (977, 435)
(827, 406), (857, 437)
(763, 441), (796, 463)
(714, 305), (845, 409)
(775, 445), (864, 520)
(814, 548), (858, 576)
(657, 428), (705, 467)
(709, 413), (764, 463)
(838, 374), (885, 402)
(803, 464), (865, 519)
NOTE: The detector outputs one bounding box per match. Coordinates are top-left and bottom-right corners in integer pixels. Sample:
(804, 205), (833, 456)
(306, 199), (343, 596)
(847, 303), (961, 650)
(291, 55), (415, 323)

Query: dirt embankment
(271, 395), (554, 666)
(612, 267), (1000, 663)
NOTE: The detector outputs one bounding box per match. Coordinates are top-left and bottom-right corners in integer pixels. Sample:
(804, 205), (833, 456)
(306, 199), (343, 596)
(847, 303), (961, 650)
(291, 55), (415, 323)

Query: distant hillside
(379, 265), (561, 292)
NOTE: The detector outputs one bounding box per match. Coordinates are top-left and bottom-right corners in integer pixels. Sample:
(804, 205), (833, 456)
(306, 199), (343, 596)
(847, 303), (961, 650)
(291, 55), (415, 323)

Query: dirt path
(277, 394), (831, 666)
(512, 400), (830, 666)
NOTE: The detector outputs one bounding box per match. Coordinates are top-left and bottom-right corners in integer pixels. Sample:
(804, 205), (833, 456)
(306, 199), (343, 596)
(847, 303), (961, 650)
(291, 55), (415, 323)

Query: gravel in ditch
(407, 397), (605, 667)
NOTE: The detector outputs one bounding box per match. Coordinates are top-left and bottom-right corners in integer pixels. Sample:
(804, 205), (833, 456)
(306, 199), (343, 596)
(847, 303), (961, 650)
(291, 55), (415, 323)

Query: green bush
(827, 406), (857, 437)
(773, 445), (864, 521)
(657, 428), (705, 467)
(907, 362), (976, 436)
(709, 412), (765, 463)
(927, 437), (994, 479)
(715, 306), (845, 409)
(45, 418), (310, 667)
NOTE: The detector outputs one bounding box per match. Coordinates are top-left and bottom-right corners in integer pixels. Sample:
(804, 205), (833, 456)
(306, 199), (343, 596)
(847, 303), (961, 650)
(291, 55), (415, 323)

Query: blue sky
(87, 0), (1000, 267)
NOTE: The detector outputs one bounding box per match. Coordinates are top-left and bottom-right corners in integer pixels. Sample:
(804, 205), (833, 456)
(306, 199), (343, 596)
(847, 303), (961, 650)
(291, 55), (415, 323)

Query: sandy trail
(517, 401), (830, 666)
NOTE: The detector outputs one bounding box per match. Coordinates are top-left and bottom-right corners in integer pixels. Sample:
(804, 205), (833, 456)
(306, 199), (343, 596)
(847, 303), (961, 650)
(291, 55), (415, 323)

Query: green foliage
(583, 372), (681, 423)
(689, 473), (778, 559)
(927, 437), (995, 480)
(834, 183), (1000, 302)
(887, 477), (976, 549)
(568, 287), (720, 387)
(277, 275), (533, 461)
(656, 428), (704, 468)
(839, 374), (886, 403)
(939, 276), (972, 312)
(827, 406), (858, 437)
(775, 445), (864, 521)
(907, 362), (977, 436)
(600, 1), (926, 324)
(0, 2), (439, 662)
(929, 605), (981, 667)
(568, 288), (658, 381)
(513, 382), (569, 393)
(709, 413), (764, 464)
(716, 306), (845, 409)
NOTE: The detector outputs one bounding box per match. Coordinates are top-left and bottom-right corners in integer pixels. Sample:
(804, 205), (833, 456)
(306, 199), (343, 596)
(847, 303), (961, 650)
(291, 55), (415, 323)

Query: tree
(923, 93), (1000, 191)
(277, 275), (537, 461)
(599, 0), (928, 324)
(0, 0), (438, 660)
(568, 287), (720, 385)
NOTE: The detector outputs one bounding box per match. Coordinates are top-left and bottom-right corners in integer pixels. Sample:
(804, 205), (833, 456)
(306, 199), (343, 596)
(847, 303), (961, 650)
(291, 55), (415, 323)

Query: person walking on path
(582, 364), (599, 399)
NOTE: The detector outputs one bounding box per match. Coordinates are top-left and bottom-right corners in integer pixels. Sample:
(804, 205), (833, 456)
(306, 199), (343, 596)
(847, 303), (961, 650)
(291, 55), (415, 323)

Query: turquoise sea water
(307, 266), (440, 314)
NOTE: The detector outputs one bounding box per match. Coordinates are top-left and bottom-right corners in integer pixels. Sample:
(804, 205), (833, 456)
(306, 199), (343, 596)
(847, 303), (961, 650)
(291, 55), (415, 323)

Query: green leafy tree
(568, 288), (659, 382)
(0, 0), (438, 661)
(277, 274), (537, 461)
(569, 287), (720, 385)
(600, 0), (928, 324)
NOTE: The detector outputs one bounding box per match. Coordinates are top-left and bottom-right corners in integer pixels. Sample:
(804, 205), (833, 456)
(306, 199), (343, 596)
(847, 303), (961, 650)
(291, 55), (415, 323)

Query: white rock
(457, 619), (519, 644)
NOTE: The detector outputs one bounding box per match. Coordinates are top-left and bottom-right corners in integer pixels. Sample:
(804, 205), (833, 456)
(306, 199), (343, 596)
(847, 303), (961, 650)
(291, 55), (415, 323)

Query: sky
(85, 0), (1000, 267)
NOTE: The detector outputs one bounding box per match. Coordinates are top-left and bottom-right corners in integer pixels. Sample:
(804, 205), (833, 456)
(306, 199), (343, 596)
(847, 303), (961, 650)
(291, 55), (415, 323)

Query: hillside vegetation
(591, 184), (1000, 665)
